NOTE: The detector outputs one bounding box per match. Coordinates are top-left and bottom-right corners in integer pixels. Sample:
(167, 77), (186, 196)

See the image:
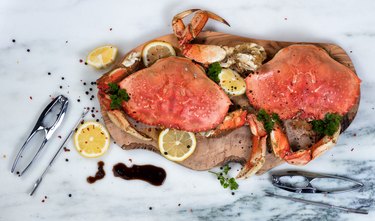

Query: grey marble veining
(1, 0), (375, 220)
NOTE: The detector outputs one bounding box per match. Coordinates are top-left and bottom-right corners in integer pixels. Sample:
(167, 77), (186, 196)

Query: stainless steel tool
(29, 108), (89, 196)
(272, 171), (364, 194)
(11, 95), (69, 176)
(265, 192), (368, 215)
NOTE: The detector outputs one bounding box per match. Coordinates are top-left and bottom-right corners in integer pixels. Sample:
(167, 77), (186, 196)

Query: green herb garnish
(108, 82), (119, 94)
(256, 109), (281, 133)
(311, 113), (342, 136)
(207, 62), (222, 83)
(107, 83), (130, 110)
(209, 164), (239, 191)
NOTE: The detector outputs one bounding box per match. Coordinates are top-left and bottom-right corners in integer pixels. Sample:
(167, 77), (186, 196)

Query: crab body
(246, 45), (360, 120)
(119, 57), (231, 132)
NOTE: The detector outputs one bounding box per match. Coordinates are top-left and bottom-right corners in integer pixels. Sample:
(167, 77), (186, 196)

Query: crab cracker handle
(11, 95), (69, 175)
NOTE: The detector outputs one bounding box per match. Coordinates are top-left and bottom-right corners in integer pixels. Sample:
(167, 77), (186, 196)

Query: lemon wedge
(142, 41), (176, 67)
(218, 68), (246, 96)
(74, 121), (110, 158)
(158, 129), (196, 162)
(87, 45), (118, 69)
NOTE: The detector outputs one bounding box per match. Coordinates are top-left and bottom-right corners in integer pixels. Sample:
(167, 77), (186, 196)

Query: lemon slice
(218, 68), (246, 96)
(142, 41), (176, 67)
(74, 121), (110, 158)
(158, 128), (196, 162)
(87, 45), (118, 69)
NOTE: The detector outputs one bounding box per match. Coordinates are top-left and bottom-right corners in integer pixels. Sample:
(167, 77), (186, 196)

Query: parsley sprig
(207, 62), (222, 83)
(209, 164), (239, 190)
(311, 113), (342, 136)
(256, 109), (281, 133)
(108, 83), (130, 110)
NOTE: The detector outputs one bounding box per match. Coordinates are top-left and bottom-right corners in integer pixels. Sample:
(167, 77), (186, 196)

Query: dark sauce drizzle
(87, 161), (105, 184)
(112, 163), (166, 186)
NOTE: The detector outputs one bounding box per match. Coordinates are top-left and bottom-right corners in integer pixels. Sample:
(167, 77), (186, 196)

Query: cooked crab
(97, 9), (265, 135)
(97, 9), (360, 180)
(237, 44), (360, 178)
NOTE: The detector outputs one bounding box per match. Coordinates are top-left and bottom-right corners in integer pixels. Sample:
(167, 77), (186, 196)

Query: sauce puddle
(87, 161), (105, 184)
(112, 163), (166, 186)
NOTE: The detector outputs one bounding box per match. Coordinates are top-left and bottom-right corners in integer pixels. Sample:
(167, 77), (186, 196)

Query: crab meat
(118, 56), (231, 132)
(220, 43), (267, 73)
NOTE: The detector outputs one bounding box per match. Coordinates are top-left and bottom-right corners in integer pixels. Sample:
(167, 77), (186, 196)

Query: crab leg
(172, 9), (230, 64)
(270, 123), (341, 165)
(205, 109), (247, 137)
(236, 114), (267, 179)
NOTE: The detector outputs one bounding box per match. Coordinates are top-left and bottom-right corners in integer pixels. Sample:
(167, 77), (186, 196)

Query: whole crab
(97, 9), (361, 179)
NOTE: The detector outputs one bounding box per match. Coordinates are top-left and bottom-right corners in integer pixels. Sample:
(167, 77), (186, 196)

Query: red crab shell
(245, 44), (361, 120)
(118, 56), (231, 132)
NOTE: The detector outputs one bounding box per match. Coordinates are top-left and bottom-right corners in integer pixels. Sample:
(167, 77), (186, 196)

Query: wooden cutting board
(99, 31), (359, 174)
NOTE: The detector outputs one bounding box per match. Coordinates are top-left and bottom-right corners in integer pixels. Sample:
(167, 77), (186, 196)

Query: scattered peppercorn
(85, 91), (89, 95)
(65, 158), (69, 162)
(149, 207), (152, 210)
(68, 194), (72, 197)
(27, 49), (30, 52)
(61, 77), (65, 80)
(79, 59), (83, 63)
(77, 99), (81, 102)
(48, 72), (51, 75)
(60, 86), (63, 89)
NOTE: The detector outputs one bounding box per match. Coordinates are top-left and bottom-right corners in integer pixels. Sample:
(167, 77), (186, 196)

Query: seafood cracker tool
(265, 192), (368, 214)
(11, 95), (69, 176)
(272, 171), (364, 194)
(29, 108), (89, 196)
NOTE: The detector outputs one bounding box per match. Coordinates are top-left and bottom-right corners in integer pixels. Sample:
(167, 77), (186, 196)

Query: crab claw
(270, 123), (341, 165)
(172, 9), (230, 64)
(236, 135), (267, 179)
(172, 9), (230, 43)
(204, 109), (247, 137)
(311, 124), (341, 159)
(236, 114), (267, 179)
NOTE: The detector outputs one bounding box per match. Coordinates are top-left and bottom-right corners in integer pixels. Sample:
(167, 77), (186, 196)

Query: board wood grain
(99, 31), (359, 174)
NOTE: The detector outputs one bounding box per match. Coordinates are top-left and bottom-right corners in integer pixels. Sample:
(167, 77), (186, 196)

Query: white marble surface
(1, 0), (375, 220)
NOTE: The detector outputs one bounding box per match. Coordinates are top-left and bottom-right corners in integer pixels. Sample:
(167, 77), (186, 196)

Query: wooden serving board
(99, 31), (359, 174)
